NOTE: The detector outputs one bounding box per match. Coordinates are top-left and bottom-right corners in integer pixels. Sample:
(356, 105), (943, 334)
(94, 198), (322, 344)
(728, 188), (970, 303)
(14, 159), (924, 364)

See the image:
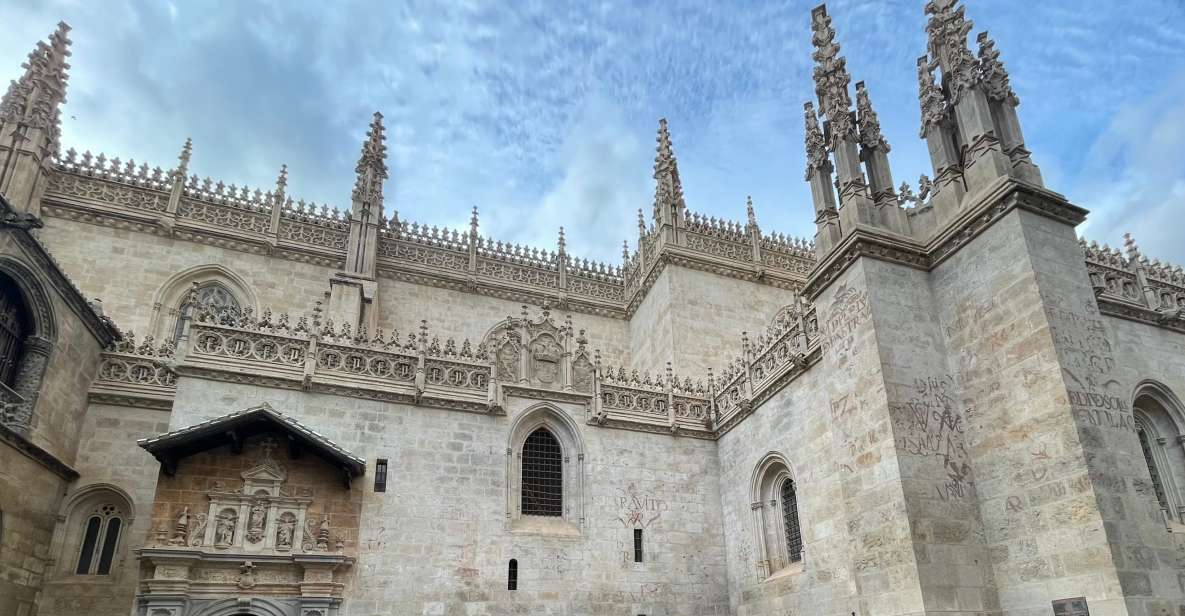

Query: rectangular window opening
(374, 459), (388, 493)
(508, 558), (518, 591)
(633, 528), (644, 563)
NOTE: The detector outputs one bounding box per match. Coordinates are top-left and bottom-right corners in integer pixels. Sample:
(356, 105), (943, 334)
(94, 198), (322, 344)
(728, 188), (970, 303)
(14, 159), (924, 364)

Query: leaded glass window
(780, 478), (802, 563)
(521, 428), (563, 516)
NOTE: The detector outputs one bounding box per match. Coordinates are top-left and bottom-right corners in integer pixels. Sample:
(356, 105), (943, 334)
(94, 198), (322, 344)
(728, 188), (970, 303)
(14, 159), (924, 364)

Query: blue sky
(2, 0), (1183, 265)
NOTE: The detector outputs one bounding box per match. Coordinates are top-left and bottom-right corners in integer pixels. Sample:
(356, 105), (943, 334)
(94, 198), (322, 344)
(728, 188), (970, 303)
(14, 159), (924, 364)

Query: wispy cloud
(1, 0), (1182, 263)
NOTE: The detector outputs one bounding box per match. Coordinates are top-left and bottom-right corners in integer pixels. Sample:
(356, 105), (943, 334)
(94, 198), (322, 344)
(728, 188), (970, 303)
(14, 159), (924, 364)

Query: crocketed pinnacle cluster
(652, 118), (686, 226)
(809, 6), (853, 147)
(0, 22), (72, 157)
(352, 111), (388, 210)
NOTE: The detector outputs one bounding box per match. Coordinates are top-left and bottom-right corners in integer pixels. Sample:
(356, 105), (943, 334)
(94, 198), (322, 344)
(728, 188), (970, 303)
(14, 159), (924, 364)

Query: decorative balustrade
(48, 149), (171, 212)
(90, 332), (179, 408)
(1082, 237), (1185, 327)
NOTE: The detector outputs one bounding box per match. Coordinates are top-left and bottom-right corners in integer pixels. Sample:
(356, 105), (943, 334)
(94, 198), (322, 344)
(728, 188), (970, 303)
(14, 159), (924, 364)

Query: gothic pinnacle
(352, 111), (388, 208)
(917, 56), (946, 137)
(746, 196), (757, 228)
(469, 206), (480, 236)
(652, 118), (686, 224)
(274, 164), (288, 200)
(855, 81), (889, 152)
(557, 227), (566, 254)
(810, 4), (854, 147)
(924, 0), (978, 103)
(803, 102), (828, 181)
(976, 32), (1018, 105)
(175, 137), (193, 178)
(1, 22), (73, 155)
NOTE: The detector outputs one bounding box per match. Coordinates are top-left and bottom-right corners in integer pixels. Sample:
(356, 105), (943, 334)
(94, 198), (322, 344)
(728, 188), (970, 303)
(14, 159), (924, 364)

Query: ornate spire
(557, 227), (566, 255)
(352, 111), (388, 210)
(622, 240), (630, 263)
(274, 164), (288, 201)
(175, 137), (193, 178)
(917, 56), (947, 137)
(1123, 232), (1140, 263)
(652, 118), (686, 225)
(469, 206), (479, 237)
(810, 5), (854, 148)
(854, 81), (889, 151)
(976, 32), (1018, 106)
(924, 0), (979, 103)
(803, 102), (829, 181)
(746, 196), (757, 228)
(637, 208), (646, 236)
(0, 22), (73, 156)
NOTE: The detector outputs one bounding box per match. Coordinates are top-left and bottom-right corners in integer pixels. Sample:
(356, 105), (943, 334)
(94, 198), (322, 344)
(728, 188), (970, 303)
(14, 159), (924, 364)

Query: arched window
(172, 281), (240, 344)
(751, 453), (804, 578)
(521, 428), (563, 517)
(1132, 384), (1185, 525)
(0, 274), (30, 388)
(74, 502), (124, 575)
(779, 478), (802, 563)
(506, 405), (585, 531)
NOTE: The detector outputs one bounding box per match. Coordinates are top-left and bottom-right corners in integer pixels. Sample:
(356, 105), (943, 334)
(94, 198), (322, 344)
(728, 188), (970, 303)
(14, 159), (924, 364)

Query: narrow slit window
(507, 558), (518, 591)
(1136, 425), (1169, 511)
(374, 458), (388, 493)
(521, 428), (563, 516)
(781, 478), (802, 563)
(633, 528), (644, 562)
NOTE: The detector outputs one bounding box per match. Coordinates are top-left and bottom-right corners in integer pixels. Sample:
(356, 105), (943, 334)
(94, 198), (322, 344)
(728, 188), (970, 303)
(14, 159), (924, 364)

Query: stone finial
(274, 164), (288, 200)
(803, 102), (829, 181)
(855, 81), (889, 152)
(469, 206), (479, 236)
(746, 196), (757, 228)
(917, 56), (947, 137)
(637, 208), (646, 236)
(810, 5), (854, 147)
(0, 22), (73, 154)
(652, 118), (686, 225)
(1123, 233), (1140, 262)
(924, 0), (979, 103)
(976, 32), (1018, 105)
(557, 227), (566, 254)
(174, 137), (194, 178)
(621, 239), (630, 263)
(352, 111), (389, 207)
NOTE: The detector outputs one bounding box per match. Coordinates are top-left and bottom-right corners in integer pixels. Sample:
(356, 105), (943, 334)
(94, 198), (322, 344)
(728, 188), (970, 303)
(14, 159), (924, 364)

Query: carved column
(6, 335), (52, 434)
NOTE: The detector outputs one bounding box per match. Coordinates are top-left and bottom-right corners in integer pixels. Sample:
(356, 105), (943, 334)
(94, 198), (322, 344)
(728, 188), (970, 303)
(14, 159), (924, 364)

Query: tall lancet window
(1136, 420), (1170, 512)
(521, 428), (563, 516)
(0, 276), (29, 387)
(173, 282), (239, 344)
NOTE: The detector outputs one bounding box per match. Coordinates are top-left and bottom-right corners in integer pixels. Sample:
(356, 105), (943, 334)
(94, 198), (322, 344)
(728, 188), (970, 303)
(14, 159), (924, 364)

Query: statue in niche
(496, 340), (518, 381)
(169, 507), (189, 545)
(215, 509), (237, 547)
(317, 515), (331, 551)
(276, 512), (296, 550)
(246, 501), (266, 544)
(530, 335), (561, 385)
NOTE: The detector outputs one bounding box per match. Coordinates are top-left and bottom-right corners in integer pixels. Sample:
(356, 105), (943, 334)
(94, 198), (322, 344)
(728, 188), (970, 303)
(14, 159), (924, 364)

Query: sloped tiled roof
(137, 403), (365, 478)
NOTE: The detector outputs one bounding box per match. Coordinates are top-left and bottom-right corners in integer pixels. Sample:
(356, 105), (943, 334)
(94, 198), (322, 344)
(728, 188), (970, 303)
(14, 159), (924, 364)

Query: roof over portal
(137, 403), (366, 485)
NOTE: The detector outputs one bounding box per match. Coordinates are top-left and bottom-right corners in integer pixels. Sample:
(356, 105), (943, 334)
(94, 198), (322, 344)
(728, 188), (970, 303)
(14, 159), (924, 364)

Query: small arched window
(780, 478), (802, 563)
(1136, 421), (1170, 512)
(751, 453), (804, 578)
(521, 428), (563, 516)
(1132, 385), (1185, 525)
(0, 275), (31, 388)
(75, 503), (123, 575)
(173, 282), (240, 344)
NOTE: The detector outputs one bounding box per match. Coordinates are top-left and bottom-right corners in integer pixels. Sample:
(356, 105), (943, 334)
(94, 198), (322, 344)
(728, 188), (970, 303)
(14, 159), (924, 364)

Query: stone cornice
(0, 421), (79, 481)
(1096, 297), (1185, 335)
(803, 179), (1088, 300)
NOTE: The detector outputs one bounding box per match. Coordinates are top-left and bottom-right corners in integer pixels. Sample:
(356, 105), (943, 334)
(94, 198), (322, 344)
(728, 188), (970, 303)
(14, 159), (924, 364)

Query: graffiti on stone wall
(820, 283), (871, 363)
(616, 483), (667, 527)
(892, 374), (975, 501)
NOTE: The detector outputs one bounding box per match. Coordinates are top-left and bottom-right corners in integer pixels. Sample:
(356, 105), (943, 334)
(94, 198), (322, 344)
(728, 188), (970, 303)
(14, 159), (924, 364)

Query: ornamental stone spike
(803, 101), (840, 257)
(352, 111), (389, 214)
(0, 22), (73, 215)
(652, 118), (686, 231)
(274, 164), (288, 200)
(854, 81), (901, 218)
(809, 5), (876, 235)
(976, 30), (1042, 186)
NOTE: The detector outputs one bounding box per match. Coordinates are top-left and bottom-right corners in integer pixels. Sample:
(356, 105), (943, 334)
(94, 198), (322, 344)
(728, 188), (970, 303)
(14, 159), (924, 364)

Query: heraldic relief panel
(484, 305), (595, 396)
(137, 421), (361, 616)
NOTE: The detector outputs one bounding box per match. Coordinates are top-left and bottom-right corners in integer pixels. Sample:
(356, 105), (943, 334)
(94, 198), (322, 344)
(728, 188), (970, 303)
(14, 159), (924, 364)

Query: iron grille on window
(781, 478), (802, 563)
(1137, 425), (1170, 511)
(374, 459), (388, 493)
(0, 277), (27, 387)
(521, 428), (563, 516)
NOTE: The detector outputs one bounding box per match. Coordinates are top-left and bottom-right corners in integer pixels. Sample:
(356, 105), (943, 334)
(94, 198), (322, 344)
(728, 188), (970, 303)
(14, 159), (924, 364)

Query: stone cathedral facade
(0, 2), (1183, 615)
